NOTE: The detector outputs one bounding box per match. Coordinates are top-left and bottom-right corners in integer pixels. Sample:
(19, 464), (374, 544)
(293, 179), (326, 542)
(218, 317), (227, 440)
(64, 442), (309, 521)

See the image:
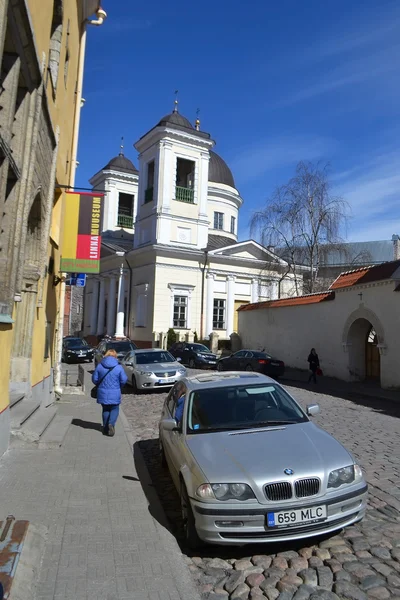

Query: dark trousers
(308, 369), (317, 384)
(101, 404), (120, 429)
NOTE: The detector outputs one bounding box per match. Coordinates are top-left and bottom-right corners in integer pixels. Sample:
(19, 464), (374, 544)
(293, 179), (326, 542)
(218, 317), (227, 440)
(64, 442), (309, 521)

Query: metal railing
(144, 187), (153, 203)
(117, 214), (134, 229)
(175, 186), (194, 204)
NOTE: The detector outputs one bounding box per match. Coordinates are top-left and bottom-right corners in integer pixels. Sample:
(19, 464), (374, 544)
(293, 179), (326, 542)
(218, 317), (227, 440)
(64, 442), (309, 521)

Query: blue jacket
(92, 356), (128, 405)
(175, 395), (185, 423)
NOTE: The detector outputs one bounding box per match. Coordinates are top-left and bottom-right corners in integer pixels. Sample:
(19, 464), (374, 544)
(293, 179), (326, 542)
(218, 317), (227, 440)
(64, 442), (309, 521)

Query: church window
(214, 212), (224, 230)
(176, 158), (195, 204)
(231, 216), (236, 234)
(173, 295), (187, 328)
(145, 161), (154, 203)
(213, 299), (225, 329)
(117, 192), (134, 228)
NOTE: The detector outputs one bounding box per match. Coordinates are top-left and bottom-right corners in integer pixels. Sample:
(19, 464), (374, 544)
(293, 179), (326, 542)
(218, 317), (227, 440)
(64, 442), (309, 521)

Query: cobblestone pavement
(121, 372), (400, 600)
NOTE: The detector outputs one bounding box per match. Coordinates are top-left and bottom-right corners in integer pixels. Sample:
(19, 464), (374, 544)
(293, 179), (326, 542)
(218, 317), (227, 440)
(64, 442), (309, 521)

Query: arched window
(48, 0), (63, 93)
(367, 327), (377, 345)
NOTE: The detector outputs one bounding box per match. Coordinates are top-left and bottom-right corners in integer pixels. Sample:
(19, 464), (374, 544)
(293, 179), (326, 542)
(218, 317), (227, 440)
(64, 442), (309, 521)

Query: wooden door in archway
(234, 300), (249, 333)
(365, 327), (380, 380)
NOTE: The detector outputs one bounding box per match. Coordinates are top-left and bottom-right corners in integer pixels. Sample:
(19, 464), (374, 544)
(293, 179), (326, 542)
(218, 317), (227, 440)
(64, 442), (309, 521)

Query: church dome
(103, 153), (138, 174)
(208, 150), (235, 188)
(157, 111), (194, 130)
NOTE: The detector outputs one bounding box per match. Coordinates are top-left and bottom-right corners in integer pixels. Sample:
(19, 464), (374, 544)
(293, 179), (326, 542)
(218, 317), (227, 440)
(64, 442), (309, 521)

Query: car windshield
(136, 351), (175, 365)
(65, 338), (87, 347)
(187, 383), (307, 433)
(190, 344), (210, 352)
(107, 342), (134, 353)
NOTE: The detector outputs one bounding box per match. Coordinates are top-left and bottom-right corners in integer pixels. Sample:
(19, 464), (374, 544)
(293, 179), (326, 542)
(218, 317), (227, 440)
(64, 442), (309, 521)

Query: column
(96, 278), (106, 335)
(89, 279), (99, 335)
(161, 142), (173, 211)
(226, 275), (236, 336)
(251, 278), (259, 303)
(106, 276), (117, 335)
(205, 272), (215, 337)
(198, 152), (210, 216)
(115, 266), (125, 338)
(271, 280), (279, 300)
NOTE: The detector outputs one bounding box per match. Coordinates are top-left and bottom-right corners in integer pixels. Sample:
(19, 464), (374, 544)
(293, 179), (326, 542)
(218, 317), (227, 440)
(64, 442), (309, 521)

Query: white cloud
(231, 135), (338, 183)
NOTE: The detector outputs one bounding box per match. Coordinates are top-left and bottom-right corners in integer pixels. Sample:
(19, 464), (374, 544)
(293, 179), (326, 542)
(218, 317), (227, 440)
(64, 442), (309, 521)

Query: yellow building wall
(26, 0), (82, 387)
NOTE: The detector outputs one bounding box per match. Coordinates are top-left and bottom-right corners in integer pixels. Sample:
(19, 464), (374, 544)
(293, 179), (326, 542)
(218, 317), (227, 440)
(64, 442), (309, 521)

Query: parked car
(62, 337), (94, 363)
(94, 338), (137, 366)
(217, 349), (285, 378)
(121, 349), (187, 392)
(159, 372), (367, 548)
(169, 342), (218, 369)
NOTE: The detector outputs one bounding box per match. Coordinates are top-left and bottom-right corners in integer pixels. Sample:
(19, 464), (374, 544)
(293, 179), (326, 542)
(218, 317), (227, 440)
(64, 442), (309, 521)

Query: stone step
(39, 415), (72, 448)
(9, 392), (25, 409)
(10, 400), (41, 429)
(21, 405), (58, 438)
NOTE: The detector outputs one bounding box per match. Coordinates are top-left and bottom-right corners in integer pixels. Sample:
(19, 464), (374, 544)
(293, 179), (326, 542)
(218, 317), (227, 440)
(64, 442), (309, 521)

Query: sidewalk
(0, 393), (200, 600)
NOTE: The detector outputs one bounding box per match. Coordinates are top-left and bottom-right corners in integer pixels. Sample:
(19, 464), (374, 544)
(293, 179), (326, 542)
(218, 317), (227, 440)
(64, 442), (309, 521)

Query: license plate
(158, 378), (172, 384)
(271, 362), (280, 366)
(267, 505), (326, 528)
(208, 361), (216, 364)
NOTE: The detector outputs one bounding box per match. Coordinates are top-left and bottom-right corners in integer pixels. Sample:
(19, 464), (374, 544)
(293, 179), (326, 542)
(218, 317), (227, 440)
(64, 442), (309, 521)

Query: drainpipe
(124, 255), (133, 338)
(54, 8), (107, 394)
(200, 249), (208, 340)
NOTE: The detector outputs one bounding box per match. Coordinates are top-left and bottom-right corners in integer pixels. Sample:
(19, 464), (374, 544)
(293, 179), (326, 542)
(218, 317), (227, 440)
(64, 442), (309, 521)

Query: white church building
(82, 104), (304, 347)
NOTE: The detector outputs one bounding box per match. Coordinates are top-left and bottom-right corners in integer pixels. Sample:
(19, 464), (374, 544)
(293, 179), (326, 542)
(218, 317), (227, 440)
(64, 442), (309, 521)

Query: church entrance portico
(344, 308), (384, 385)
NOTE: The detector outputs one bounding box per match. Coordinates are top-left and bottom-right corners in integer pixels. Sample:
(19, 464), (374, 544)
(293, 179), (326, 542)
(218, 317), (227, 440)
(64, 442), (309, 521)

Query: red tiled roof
(238, 292), (335, 312)
(329, 259), (400, 290)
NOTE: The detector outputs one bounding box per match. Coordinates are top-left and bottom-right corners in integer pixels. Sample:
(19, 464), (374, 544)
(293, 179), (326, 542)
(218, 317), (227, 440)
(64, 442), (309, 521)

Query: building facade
(238, 260), (400, 389)
(82, 107), (305, 346)
(0, 0), (105, 457)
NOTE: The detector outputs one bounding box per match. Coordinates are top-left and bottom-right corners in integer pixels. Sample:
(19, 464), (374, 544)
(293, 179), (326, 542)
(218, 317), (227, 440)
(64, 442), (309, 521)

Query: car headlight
(139, 371), (152, 376)
(328, 464), (362, 488)
(196, 483), (255, 501)
(178, 369), (186, 375)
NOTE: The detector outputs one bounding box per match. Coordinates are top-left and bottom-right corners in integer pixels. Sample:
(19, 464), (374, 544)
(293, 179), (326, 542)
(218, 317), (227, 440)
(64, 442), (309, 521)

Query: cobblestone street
(121, 372), (400, 600)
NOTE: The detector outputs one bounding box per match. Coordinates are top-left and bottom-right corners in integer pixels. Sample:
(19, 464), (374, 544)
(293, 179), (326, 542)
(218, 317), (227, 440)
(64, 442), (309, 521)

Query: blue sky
(77, 0), (400, 244)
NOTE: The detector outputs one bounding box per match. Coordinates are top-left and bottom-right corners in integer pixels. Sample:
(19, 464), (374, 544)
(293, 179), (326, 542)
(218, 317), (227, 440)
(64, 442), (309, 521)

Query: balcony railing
(117, 214), (134, 229)
(144, 187), (153, 203)
(175, 186), (194, 204)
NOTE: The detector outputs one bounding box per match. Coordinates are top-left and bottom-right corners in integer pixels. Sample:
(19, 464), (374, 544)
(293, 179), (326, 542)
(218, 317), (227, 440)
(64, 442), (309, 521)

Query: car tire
(245, 364), (253, 371)
(180, 482), (202, 549)
(188, 358), (196, 369)
(160, 439), (167, 468)
(217, 362), (224, 371)
(131, 376), (138, 394)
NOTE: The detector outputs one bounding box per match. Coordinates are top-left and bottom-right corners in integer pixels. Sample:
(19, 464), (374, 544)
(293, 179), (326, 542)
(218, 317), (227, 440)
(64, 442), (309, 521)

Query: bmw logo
(284, 468), (294, 475)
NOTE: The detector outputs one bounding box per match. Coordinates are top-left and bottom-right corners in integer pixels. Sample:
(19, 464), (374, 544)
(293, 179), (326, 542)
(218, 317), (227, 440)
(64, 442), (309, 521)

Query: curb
(119, 408), (202, 600)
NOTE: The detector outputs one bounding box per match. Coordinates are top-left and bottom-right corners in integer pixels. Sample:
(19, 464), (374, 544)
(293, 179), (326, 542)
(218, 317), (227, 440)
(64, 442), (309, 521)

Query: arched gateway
(342, 307), (384, 384)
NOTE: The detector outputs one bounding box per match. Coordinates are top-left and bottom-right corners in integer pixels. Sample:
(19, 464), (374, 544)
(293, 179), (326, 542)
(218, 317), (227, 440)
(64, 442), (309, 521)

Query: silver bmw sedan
(159, 372), (368, 547)
(122, 349), (187, 392)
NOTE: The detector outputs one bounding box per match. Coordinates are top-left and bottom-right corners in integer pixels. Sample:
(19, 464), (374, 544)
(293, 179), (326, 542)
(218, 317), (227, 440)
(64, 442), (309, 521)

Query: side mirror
(125, 361), (133, 367)
(160, 417), (179, 431)
(176, 357), (182, 362)
(307, 403), (320, 417)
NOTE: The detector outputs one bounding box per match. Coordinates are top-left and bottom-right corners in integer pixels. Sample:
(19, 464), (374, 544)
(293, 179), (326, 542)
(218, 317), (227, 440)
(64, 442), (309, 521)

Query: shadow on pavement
(133, 438), (339, 560)
(71, 418), (103, 432)
(281, 371), (400, 420)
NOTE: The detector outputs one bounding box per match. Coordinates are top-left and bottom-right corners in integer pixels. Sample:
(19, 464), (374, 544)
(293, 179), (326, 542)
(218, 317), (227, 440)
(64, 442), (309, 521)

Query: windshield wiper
(254, 420), (298, 426)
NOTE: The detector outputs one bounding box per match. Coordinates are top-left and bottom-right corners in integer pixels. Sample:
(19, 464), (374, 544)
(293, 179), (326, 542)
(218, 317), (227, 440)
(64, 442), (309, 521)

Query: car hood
(67, 345), (91, 351)
(186, 422), (353, 487)
(197, 352), (217, 359)
(135, 362), (181, 372)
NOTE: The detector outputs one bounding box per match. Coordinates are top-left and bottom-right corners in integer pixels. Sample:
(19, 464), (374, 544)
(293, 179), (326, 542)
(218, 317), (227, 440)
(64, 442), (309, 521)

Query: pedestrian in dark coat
(307, 348), (320, 384)
(92, 349), (128, 436)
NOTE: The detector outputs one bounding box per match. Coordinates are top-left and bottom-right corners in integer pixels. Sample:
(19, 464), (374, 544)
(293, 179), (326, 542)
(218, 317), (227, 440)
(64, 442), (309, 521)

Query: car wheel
(217, 362), (224, 371)
(245, 364), (253, 371)
(131, 376), (138, 394)
(180, 482), (202, 549)
(159, 438), (167, 468)
(188, 358), (196, 369)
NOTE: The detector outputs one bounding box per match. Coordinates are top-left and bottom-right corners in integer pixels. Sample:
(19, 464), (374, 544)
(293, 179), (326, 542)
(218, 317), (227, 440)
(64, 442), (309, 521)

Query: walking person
(307, 348), (320, 384)
(92, 349), (127, 436)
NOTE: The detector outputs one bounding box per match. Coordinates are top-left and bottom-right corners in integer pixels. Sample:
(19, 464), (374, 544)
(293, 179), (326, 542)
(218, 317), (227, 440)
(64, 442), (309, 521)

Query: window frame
(213, 298), (226, 330)
(214, 211), (224, 230)
(173, 294), (188, 329)
(230, 215), (236, 234)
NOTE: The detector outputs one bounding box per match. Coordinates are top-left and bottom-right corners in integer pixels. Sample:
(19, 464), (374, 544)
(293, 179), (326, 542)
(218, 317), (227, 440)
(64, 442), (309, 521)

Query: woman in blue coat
(92, 349), (128, 436)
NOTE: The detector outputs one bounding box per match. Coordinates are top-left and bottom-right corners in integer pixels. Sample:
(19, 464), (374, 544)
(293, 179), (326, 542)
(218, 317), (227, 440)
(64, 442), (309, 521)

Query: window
(214, 212), (224, 230)
(117, 193), (134, 228)
(213, 299), (225, 329)
(176, 158), (195, 203)
(145, 161), (154, 203)
(173, 295), (187, 328)
(44, 321), (52, 359)
(64, 19), (70, 86)
(48, 0), (63, 94)
(231, 216), (236, 234)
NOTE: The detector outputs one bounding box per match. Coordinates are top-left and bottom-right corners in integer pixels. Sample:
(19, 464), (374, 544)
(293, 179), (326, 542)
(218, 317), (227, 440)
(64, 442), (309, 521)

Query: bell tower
(133, 100), (214, 249)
